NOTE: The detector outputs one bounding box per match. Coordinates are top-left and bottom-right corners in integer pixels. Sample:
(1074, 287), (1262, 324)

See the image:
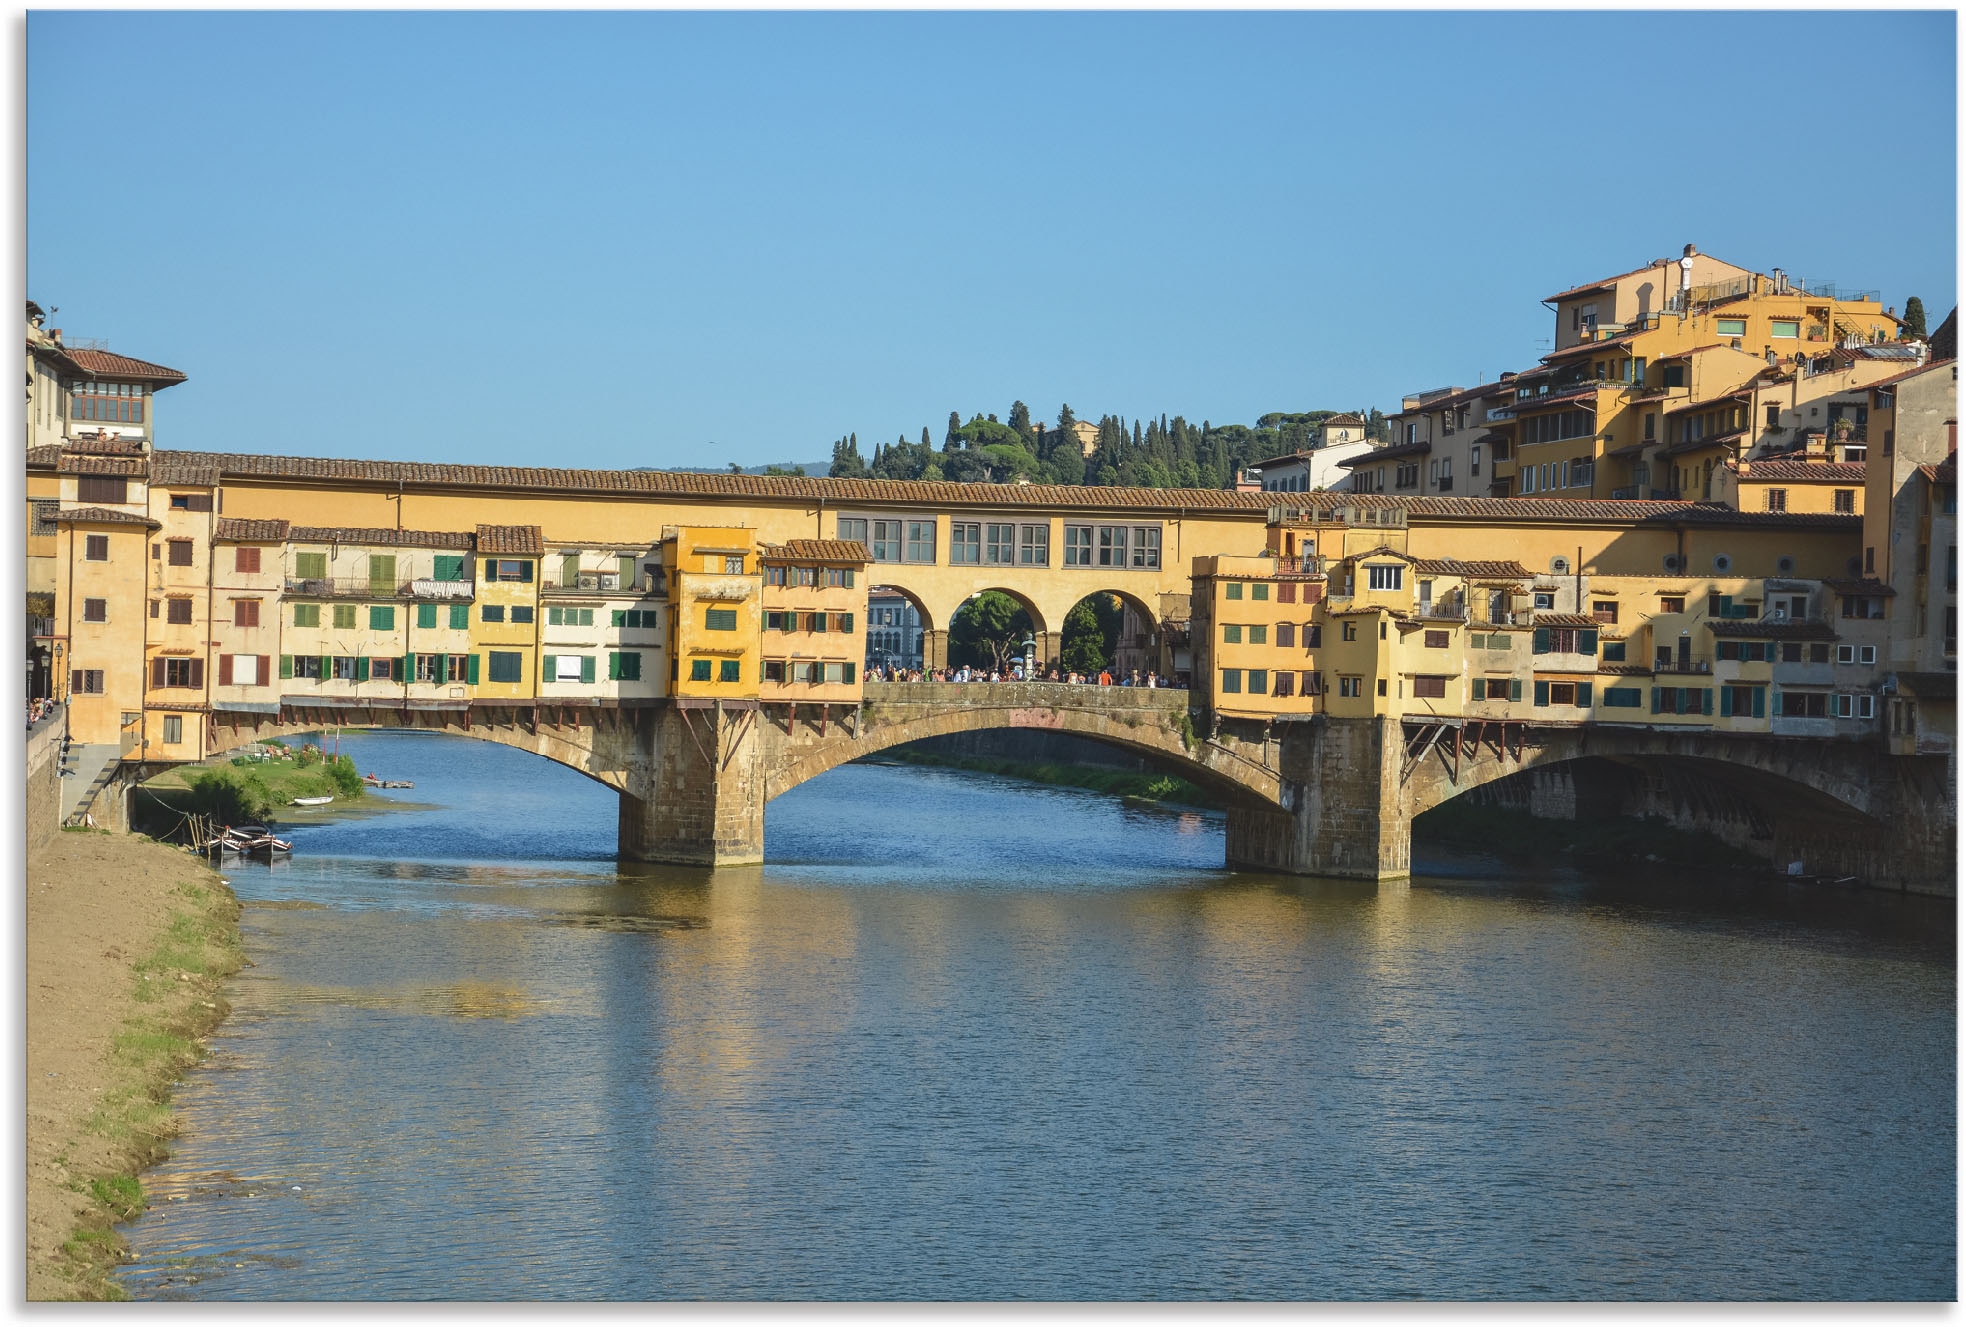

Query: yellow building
(209, 519), (292, 728)
(471, 525), (544, 701)
(539, 540), (667, 705)
(665, 526), (762, 699)
(759, 539), (872, 706)
(54, 506), (157, 749)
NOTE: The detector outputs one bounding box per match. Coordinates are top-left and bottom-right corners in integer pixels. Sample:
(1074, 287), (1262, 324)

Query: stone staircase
(60, 743), (123, 827)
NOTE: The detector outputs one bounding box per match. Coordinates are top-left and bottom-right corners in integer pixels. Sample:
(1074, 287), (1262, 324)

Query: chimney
(1804, 430), (1828, 458)
(1683, 243), (1698, 258)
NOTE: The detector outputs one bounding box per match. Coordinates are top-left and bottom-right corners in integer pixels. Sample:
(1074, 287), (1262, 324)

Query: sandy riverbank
(25, 828), (242, 1300)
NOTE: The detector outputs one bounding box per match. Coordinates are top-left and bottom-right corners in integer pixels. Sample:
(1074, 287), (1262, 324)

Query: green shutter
(1533, 627), (1550, 654)
(1534, 680), (1549, 707)
(1579, 629), (1597, 655)
(401, 655), (412, 679)
(368, 555), (396, 593)
(1720, 686), (1732, 716)
(1701, 688), (1713, 715)
(280, 654), (293, 679)
(369, 606), (392, 631)
(622, 652), (641, 681)
(619, 555), (636, 584)
(318, 655), (331, 680)
(520, 561), (533, 583)
(843, 612), (855, 633)
(563, 554), (581, 585)
(612, 609), (626, 627)
(418, 603), (436, 629)
(1509, 678), (1522, 702)
(1651, 687), (1661, 714)
(450, 603), (468, 630)
(581, 656), (595, 685)
(608, 652), (620, 681)
(842, 568), (854, 588)
(295, 552), (327, 579)
(812, 612), (827, 633)
(434, 555), (464, 582)
(1751, 687), (1765, 719)
(547, 606), (562, 626)
(486, 558), (497, 580)
(355, 656), (370, 682)
(467, 654), (480, 685)
(1578, 682), (1592, 708)
(434, 653), (447, 681)
(542, 654), (557, 682)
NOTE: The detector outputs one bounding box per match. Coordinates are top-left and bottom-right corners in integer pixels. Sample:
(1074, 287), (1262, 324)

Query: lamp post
(1021, 632), (1036, 681)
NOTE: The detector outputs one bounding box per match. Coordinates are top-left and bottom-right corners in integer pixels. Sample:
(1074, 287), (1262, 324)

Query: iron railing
(285, 576), (475, 601)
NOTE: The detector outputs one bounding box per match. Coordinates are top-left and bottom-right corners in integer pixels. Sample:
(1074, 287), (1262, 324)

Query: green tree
(1060, 593), (1121, 674)
(1008, 400), (1032, 439)
(828, 434), (868, 478)
(1904, 295), (1928, 339)
(946, 411), (964, 449)
(948, 591), (1033, 672)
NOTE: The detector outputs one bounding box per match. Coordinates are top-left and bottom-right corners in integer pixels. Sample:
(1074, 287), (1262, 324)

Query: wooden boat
(209, 825), (293, 858)
(292, 795), (334, 807)
(362, 774), (415, 788)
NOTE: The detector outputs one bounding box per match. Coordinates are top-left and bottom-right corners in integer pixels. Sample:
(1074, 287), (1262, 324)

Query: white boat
(291, 795), (334, 806)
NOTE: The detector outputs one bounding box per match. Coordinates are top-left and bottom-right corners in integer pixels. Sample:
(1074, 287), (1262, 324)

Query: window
(294, 552), (328, 580)
(415, 654), (440, 682)
(1096, 526), (1128, 567)
(362, 605), (393, 631)
(76, 476), (127, 504)
(690, 659), (712, 682)
(223, 654), (262, 686)
(1659, 597), (1684, 615)
(1858, 694), (1875, 720)
(1225, 582), (1243, 601)
(1341, 621), (1357, 642)
(905, 521), (936, 563)
(951, 523), (981, 564)
(326, 604), (354, 629)
(166, 598), (193, 625)
(1273, 672), (1295, 698)
(764, 565), (787, 586)
(450, 604), (469, 630)
(724, 555), (745, 575)
(1590, 601), (1618, 625)
(1859, 645), (1876, 665)
(1339, 676), (1362, 697)
(1246, 669), (1268, 694)
(1770, 320), (1799, 339)
(609, 652), (643, 682)
(1777, 691), (1829, 718)
(489, 559), (532, 582)
(71, 669), (104, 694)
(1063, 525), (1094, 567)
(1602, 641), (1626, 662)
(1717, 318), (1747, 337)
(1220, 669), (1241, 694)
(1019, 524), (1049, 566)
(705, 608), (738, 631)
(764, 660), (786, 683)
(970, 523), (1013, 565)
(234, 600), (261, 628)
(1277, 622), (1296, 649)
(826, 567), (854, 588)
(487, 652), (523, 683)
(1366, 564), (1403, 591)
(1720, 684), (1764, 717)
(869, 520), (902, 561)
(839, 517), (868, 548)
(1766, 488), (1788, 512)
(162, 715), (183, 744)
(1419, 629), (1447, 649)
(1832, 489), (1855, 514)
(482, 604), (506, 623)
(31, 500), (58, 536)
(1302, 671), (1322, 695)
(1277, 583), (1297, 605)
(717, 659), (740, 683)
(1130, 527), (1161, 569)
(370, 657), (397, 681)
(82, 598), (107, 623)
(1471, 444), (1482, 477)
(1223, 624), (1242, 644)
(1249, 625), (1268, 645)
(1413, 675), (1448, 699)
(292, 603), (320, 628)
(331, 656), (359, 681)
(1603, 687), (1642, 708)
(84, 534), (109, 561)
(447, 655), (471, 683)
(510, 606), (534, 624)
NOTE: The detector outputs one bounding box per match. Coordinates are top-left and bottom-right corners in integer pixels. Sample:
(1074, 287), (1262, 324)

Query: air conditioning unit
(599, 573), (619, 591)
(1772, 608), (1788, 621)
(577, 572), (600, 589)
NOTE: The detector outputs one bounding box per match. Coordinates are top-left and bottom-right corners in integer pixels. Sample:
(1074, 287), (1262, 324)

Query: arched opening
(946, 588), (1047, 677)
(1059, 590), (1162, 683)
(865, 583), (935, 674)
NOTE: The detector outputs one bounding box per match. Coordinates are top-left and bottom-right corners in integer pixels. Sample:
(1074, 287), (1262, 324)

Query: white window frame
(1366, 564), (1403, 591)
(1859, 644), (1877, 664)
(1837, 645), (1856, 664)
(1857, 694), (1875, 719)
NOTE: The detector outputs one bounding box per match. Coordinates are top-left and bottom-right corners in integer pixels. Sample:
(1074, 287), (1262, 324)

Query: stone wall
(24, 720), (61, 855)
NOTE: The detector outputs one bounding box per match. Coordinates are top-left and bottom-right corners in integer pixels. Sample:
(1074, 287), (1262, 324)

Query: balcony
(1654, 661), (1713, 675)
(1271, 556), (1329, 578)
(285, 576), (475, 601)
(29, 615), (54, 638)
(1414, 603), (1469, 621)
(542, 573), (661, 597)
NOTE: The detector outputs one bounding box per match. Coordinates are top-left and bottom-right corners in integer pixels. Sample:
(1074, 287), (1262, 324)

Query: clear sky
(26, 9), (1958, 470)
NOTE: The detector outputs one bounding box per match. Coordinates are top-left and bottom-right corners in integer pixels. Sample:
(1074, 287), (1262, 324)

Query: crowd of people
(863, 663), (1183, 689)
(26, 696), (61, 731)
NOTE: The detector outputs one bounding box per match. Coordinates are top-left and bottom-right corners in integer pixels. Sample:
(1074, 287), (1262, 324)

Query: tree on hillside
(1904, 296), (1928, 339)
(828, 433), (868, 478)
(1008, 400), (1032, 439)
(946, 411), (964, 449)
(948, 591), (1033, 672)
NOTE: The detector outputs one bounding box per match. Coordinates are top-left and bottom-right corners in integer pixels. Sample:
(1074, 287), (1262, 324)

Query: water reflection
(119, 731), (1954, 1301)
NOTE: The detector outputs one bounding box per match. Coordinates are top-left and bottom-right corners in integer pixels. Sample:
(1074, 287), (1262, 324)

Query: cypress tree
(1904, 296), (1928, 339)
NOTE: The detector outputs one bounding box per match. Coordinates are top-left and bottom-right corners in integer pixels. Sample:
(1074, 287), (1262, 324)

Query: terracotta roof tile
(1339, 439), (1430, 466)
(1823, 577), (1896, 597)
(1661, 429), (1748, 458)
(762, 539), (873, 563)
(1915, 453), (1955, 485)
(1864, 358), (1955, 392)
(58, 453), (147, 476)
(476, 524), (544, 555)
(1543, 331), (1644, 362)
(290, 525), (475, 550)
(213, 518), (292, 543)
(1412, 558), (1534, 579)
(26, 444), (59, 469)
(1534, 613), (1601, 628)
(62, 347), (186, 384)
(60, 436), (147, 456)
(1705, 618), (1840, 640)
(1736, 460), (1867, 483)
(54, 506), (159, 528)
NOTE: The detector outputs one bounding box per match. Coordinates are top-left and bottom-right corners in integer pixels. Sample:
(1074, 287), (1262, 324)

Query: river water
(117, 730), (1954, 1301)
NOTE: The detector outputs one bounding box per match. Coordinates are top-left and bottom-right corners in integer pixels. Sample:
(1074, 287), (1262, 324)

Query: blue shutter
(1720, 686), (1733, 716)
(1579, 629), (1598, 655)
(1651, 687), (1661, 714)
(1533, 627), (1550, 654)
(1578, 682), (1592, 708)
(1534, 680), (1549, 707)
(1701, 688), (1713, 715)
(520, 561), (533, 583)
(1751, 686), (1765, 719)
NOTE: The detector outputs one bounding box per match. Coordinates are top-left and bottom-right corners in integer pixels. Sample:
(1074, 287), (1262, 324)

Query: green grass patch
(144, 749), (363, 825)
(50, 870), (243, 1301)
(873, 747), (1223, 809)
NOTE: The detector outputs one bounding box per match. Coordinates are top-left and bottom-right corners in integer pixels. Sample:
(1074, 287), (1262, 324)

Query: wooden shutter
(1651, 687), (1661, 714)
(1720, 687), (1733, 717)
(1509, 678), (1522, 702)
(355, 656), (370, 682)
(1579, 629), (1598, 655)
(186, 493), (213, 512)
(842, 612), (854, 633)
(219, 655), (233, 686)
(1534, 680), (1549, 707)
(467, 654), (480, 685)
(433, 653), (447, 681)
(1751, 687), (1765, 719)
(543, 654), (557, 682)
(1578, 682), (1592, 708)
(450, 604), (468, 630)
(607, 652), (620, 681)
(319, 655), (331, 680)
(520, 561), (533, 583)
(280, 655), (293, 679)
(580, 656), (595, 685)
(258, 656), (270, 686)
(619, 555), (636, 584)
(623, 652), (640, 681)
(485, 558), (497, 580)
(188, 659), (203, 689)
(1532, 627), (1550, 654)
(612, 609), (626, 627)
(151, 657), (166, 688)
(563, 554), (581, 585)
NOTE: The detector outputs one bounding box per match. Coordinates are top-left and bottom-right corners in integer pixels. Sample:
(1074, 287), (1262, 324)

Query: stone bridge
(201, 684), (1953, 893)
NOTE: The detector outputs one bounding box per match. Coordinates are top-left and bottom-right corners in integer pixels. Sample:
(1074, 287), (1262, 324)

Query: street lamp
(1021, 632), (1036, 681)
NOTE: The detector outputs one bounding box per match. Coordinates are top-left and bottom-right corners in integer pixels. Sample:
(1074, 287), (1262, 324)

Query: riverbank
(865, 747), (1223, 809)
(25, 829), (242, 1300)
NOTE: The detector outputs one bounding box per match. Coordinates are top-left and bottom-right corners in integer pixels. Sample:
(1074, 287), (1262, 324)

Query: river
(117, 729), (1954, 1300)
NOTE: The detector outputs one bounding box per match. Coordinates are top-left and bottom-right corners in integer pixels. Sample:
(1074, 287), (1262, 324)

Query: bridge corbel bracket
(720, 706), (756, 773)
(819, 703), (828, 738)
(677, 705), (714, 767)
(1401, 721), (1451, 783)
(788, 701), (797, 735)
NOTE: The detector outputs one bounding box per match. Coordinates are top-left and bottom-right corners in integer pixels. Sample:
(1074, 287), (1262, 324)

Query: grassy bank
(39, 847), (243, 1300)
(1414, 800), (1769, 873)
(141, 742), (363, 826)
(871, 747), (1223, 809)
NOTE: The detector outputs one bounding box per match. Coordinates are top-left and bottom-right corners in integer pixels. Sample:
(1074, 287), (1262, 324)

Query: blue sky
(26, 10), (1958, 470)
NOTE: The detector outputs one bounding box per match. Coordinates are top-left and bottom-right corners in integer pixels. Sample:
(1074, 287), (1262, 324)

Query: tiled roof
(61, 347), (187, 384)
(1863, 358), (1954, 392)
(26, 444), (59, 469)
(762, 539), (873, 563)
(1339, 439), (1430, 466)
(1823, 577), (1896, 597)
(1543, 331), (1645, 363)
(1322, 413), (1367, 426)
(477, 524), (544, 555)
(1915, 453), (1955, 486)
(58, 453), (147, 476)
(54, 506), (159, 528)
(61, 436), (147, 456)
(1666, 390), (1752, 417)
(1736, 461), (1866, 483)
(1502, 380), (1604, 413)
(1705, 618), (1839, 640)
(290, 525), (476, 549)
(1600, 662), (1654, 676)
(213, 518), (292, 543)
(1412, 558), (1533, 579)
(1533, 613), (1601, 629)
(1661, 430), (1747, 458)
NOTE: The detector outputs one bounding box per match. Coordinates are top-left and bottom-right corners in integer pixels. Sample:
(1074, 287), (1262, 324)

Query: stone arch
(202, 706), (635, 794)
(865, 580), (939, 670)
(1056, 587), (1160, 679)
(766, 700), (1281, 810)
(945, 586), (1049, 674)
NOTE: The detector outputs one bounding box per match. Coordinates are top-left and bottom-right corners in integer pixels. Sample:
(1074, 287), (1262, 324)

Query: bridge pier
(1224, 715), (1411, 880)
(617, 703), (765, 866)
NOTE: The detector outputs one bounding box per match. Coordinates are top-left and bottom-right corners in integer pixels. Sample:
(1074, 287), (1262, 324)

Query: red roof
(57, 453), (147, 476)
(53, 506), (159, 528)
(762, 539), (873, 564)
(477, 524), (544, 555)
(1864, 358), (1955, 392)
(61, 347), (186, 384)
(1736, 461), (1866, 483)
(213, 518), (292, 543)
(1412, 558), (1533, 579)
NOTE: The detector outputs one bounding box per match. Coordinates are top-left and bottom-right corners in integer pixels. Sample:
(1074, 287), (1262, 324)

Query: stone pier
(1224, 715), (1412, 880)
(617, 702), (765, 866)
